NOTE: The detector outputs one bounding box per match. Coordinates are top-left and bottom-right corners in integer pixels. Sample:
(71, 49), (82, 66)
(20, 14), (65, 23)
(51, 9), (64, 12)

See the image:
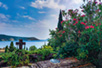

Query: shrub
(48, 0), (102, 66)
(2, 49), (29, 67)
(58, 42), (78, 59)
(5, 45), (9, 53)
(29, 45), (37, 51)
(41, 45), (53, 51)
(9, 42), (16, 52)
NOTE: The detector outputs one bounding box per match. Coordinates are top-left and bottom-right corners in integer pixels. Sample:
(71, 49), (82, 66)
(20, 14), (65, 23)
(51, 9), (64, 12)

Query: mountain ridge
(0, 34), (39, 41)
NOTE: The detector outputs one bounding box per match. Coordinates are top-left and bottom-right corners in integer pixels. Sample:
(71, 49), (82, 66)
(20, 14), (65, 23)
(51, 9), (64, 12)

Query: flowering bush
(49, 0), (102, 66)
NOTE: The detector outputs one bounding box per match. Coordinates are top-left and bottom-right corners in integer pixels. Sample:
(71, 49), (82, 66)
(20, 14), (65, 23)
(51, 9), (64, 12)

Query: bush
(2, 49), (29, 67)
(58, 42), (78, 59)
(29, 45), (37, 51)
(41, 45), (53, 51)
(48, 0), (102, 66)
(5, 45), (9, 53)
(9, 42), (16, 52)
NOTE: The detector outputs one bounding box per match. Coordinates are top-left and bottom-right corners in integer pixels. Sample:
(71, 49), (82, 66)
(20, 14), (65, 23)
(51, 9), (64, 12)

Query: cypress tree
(57, 10), (63, 31)
(9, 42), (15, 52)
(5, 45), (9, 53)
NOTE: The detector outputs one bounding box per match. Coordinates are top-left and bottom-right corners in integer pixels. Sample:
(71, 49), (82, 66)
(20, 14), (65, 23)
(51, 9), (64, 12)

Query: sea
(0, 40), (48, 49)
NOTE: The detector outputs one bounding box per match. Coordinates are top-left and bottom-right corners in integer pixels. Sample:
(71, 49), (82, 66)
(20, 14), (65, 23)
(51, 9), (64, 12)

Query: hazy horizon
(0, 0), (84, 39)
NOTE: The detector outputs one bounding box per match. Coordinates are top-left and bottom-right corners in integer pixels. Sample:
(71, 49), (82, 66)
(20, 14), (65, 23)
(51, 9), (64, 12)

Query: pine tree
(5, 45), (9, 53)
(57, 10), (63, 31)
(9, 42), (15, 52)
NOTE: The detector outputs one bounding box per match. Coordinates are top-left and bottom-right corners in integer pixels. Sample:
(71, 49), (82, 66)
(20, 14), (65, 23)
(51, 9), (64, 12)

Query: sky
(0, 0), (84, 39)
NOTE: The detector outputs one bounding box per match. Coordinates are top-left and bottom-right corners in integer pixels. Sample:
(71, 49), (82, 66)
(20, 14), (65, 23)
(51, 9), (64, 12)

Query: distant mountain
(0, 34), (39, 41)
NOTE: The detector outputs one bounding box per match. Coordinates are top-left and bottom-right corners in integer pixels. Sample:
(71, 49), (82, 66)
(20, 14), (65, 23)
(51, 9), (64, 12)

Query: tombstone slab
(31, 58), (96, 68)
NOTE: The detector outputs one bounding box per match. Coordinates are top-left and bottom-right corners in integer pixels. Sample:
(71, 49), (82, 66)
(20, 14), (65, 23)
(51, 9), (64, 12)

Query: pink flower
(99, 23), (101, 25)
(78, 31), (80, 33)
(73, 23), (76, 25)
(90, 25), (94, 28)
(85, 26), (90, 29)
(68, 9), (72, 11)
(81, 10), (84, 12)
(85, 21), (87, 23)
(60, 35), (62, 37)
(99, 3), (102, 5)
(96, 24), (97, 26)
(62, 31), (65, 33)
(62, 10), (64, 12)
(81, 15), (85, 17)
(96, 9), (100, 12)
(95, 1), (97, 4)
(58, 31), (61, 33)
(73, 18), (77, 21)
(89, 1), (91, 2)
(61, 21), (64, 24)
(81, 22), (86, 25)
(75, 21), (78, 24)
(73, 21), (78, 25)
(56, 28), (57, 29)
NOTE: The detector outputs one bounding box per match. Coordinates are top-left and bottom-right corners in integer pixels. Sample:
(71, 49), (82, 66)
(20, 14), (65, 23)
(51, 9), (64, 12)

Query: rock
(16, 66), (30, 68)
(0, 60), (7, 67)
(30, 58), (96, 68)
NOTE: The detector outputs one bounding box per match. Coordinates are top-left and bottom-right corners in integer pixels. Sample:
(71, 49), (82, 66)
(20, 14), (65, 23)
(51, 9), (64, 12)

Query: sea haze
(0, 40), (48, 49)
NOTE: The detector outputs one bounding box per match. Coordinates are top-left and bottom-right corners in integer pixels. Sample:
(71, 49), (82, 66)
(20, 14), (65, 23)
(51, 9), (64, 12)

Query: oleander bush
(48, 0), (102, 66)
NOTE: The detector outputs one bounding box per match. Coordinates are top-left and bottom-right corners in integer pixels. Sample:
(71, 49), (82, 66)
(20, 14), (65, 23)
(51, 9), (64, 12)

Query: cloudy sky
(0, 0), (83, 39)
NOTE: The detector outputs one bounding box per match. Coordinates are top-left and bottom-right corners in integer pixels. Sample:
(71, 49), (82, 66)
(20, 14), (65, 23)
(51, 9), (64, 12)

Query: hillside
(0, 34), (39, 41)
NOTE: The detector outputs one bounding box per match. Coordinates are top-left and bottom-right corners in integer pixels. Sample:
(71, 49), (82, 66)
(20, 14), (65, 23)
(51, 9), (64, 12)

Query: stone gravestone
(31, 58), (96, 68)
(16, 39), (26, 49)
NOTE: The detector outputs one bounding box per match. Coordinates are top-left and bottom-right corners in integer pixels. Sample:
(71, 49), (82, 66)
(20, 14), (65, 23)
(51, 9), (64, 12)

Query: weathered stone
(30, 58), (96, 68)
(16, 66), (30, 68)
(0, 60), (7, 67)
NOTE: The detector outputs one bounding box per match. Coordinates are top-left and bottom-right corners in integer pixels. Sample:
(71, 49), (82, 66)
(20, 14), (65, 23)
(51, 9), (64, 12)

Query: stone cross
(16, 39), (26, 49)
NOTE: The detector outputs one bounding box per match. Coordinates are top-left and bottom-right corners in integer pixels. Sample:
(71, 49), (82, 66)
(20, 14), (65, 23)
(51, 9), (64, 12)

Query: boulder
(0, 60), (7, 67)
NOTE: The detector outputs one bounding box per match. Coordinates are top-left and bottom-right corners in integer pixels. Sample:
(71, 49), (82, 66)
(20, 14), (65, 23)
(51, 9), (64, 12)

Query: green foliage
(5, 45), (9, 53)
(9, 42), (15, 52)
(2, 50), (29, 67)
(49, 0), (102, 66)
(29, 45), (37, 51)
(41, 45), (53, 51)
(58, 42), (78, 59)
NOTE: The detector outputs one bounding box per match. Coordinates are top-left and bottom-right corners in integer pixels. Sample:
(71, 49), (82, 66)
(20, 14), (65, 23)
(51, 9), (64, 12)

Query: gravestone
(16, 39), (26, 49)
(31, 58), (96, 68)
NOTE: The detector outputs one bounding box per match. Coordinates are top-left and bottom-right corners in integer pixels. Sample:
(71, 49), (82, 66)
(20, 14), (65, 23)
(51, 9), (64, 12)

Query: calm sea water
(0, 40), (48, 49)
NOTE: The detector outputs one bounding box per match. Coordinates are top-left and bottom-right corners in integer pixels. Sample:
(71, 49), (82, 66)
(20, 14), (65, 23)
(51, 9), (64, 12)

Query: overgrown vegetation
(48, 0), (102, 67)
(0, 42), (55, 67)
